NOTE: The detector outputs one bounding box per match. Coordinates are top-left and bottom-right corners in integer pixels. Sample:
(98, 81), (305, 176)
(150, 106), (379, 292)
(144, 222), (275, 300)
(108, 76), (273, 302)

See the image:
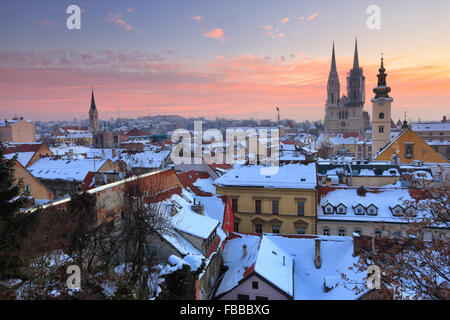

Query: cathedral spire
(330, 42), (337, 74)
(353, 37), (359, 69)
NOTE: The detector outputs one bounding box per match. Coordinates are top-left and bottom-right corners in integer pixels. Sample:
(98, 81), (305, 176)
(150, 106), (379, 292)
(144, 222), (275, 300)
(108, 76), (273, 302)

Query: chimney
(242, 244), (247, 258)
(443, 115), (447, 123)
(325, 177), (332, 187)
(314, 239), (321, 269)
(19, 117), (23, 120)
(191, 203), (204, 216)
(352, 232), (360, 257)
(112, 148), (116, 158)
(101, 149), (105, 159)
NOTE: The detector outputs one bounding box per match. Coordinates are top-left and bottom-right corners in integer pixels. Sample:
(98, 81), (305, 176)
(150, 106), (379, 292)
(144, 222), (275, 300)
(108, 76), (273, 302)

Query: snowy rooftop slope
(121, 149), (170, 169)
(166, 189), (220, 239)
(215, 234), (261, 297)
(266, 235), (364, 300)
(216, 233), (364, 300)
(3, 152), (35, 167)
(215, 163), (317, 189)
(254, 236), (294, 297)
(412, 121), (450, 132)
(318, 188), (421, 223)
(27, 157), (108, 181)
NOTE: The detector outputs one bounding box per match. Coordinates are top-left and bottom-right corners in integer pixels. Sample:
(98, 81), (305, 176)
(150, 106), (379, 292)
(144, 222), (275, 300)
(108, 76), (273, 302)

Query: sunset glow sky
(0, 0), (449, 122)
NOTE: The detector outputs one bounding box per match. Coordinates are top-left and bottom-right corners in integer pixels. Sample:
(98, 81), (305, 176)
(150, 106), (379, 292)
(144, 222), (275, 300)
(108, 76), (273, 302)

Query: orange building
(375, 128), (449, 164)
(0, 118), (36, 143)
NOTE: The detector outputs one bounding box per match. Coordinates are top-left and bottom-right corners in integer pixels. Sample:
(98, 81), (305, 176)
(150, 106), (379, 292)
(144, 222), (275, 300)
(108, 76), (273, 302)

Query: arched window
(379, 112), (384, 119)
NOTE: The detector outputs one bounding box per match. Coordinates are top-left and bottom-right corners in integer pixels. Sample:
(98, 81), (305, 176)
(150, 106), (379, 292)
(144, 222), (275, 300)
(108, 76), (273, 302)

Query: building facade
(214, 164), (318, 235)
(0, 117), (36, 143)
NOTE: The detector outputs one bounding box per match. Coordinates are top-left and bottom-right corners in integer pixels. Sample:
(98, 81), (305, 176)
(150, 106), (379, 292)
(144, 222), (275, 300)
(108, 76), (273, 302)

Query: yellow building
(375, 128), (449, 164)
(214, 163), (318, 235)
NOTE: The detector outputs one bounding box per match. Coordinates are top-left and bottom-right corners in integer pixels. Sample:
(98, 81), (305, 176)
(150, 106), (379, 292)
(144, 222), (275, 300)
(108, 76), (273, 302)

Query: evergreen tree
(0, 142), (35, 279)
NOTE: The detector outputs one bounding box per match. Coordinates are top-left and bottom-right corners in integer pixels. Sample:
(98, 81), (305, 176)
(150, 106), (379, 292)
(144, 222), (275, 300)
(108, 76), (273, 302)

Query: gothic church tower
(89, 89), (99, 133)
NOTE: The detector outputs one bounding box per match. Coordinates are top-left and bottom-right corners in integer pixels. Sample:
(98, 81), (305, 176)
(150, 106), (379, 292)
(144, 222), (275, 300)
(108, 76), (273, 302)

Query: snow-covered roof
(27, 157), (108, 181)
(318, 187), (425, 223)
(412, 122), (450, 132)
(3, 152), (35, 167)
(215, 163), (317, 189)
(120, 149), (170, 169)
(164, 189), (220, 239)
(215, 233), (364, 300)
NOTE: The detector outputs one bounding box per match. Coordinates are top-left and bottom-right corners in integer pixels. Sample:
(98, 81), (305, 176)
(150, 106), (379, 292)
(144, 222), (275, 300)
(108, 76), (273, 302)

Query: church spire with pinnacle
(373, 54), (391, 98)
(353, 37), (359, 69)
(90, 87), (97, 111)
(329, 41), (338, 78)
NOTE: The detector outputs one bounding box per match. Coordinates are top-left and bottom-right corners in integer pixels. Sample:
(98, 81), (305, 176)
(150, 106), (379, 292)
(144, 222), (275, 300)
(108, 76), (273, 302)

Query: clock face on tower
(378, 98), (385, 105)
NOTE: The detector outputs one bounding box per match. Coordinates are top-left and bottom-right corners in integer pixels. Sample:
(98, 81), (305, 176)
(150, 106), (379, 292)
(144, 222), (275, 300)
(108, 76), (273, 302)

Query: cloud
(1, 50), (449, 122)
(108, 11), (141, 33)
(306, 12), (319, 21)
(127, 8), (135, 13)
(280, 17), (290, 24)
(261, 25), (273, 31)
(37, 18), (56, 28)
(298, 16), (305, 21)
(203, 28), (226, 42)
(192, 16), (203, 22)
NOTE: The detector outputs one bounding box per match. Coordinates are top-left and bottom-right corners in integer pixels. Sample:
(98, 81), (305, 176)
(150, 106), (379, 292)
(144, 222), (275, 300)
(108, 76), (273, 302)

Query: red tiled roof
(205, 236), (221, 258)
(80, 171), (96, 191)
(176, 170), (213, 197)
(127, 128), (151, 137)
(4, 143), (42, 154)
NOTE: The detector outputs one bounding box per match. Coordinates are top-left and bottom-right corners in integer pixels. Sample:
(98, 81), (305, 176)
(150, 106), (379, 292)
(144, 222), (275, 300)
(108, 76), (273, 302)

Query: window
(297, 201), (305, 216)
(234, 222), (239, 233)
(255, 296), (268, 300)
(354, 229), (361, 236)
(237, 294), (249, 300)
(255, 224), (262, 234)
(232, 198), (238, 212)
(24, 185), (31, 193)
(255, 200), (262, 214)
(272, 200), (279, 215)
(367, 206), (377, 215)
(252, 281), (259, 290)
(375, 230), (382, 238)
(337, 205), (346, 214)
(297, 227), (306, 235)
(272, 225), (280, 234)
(338, 228), (346, 236)
(378, 126), (384, 133)
(379, 112), (385, 119)
(323, 228), (330, 236)
(393, 231), (401, 239)
(324, 205), (334, 214)
(354, 206), (364, 215)
(405, 143), (414, 158)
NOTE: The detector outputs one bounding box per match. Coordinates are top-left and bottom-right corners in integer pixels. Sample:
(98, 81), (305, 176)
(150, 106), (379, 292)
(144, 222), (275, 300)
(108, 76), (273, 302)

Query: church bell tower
(371, 55), (393, 158)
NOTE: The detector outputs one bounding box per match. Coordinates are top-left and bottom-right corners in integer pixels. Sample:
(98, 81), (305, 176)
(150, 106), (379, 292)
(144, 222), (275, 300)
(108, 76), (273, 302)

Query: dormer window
(405, 206), (417, 217)
(391, 205), (404, 217)
(367, 204), (378, 216)
(353, 204), (365, 215)
(323, 203), (334, 214)
(336, 204), (347, 215)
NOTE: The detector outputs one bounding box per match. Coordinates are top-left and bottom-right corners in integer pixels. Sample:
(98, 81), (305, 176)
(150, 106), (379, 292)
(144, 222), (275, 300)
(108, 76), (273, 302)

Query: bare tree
(345, 175), (450, 300)
(116, 175), (176, 299)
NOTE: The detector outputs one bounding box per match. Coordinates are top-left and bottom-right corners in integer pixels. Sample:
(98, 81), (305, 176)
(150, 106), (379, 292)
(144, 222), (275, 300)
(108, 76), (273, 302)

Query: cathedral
(324, 39), (370, 134)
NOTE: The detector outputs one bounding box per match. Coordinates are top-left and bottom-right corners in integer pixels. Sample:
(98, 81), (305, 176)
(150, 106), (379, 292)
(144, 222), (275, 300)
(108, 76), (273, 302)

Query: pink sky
(0, 50), (448, 122)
